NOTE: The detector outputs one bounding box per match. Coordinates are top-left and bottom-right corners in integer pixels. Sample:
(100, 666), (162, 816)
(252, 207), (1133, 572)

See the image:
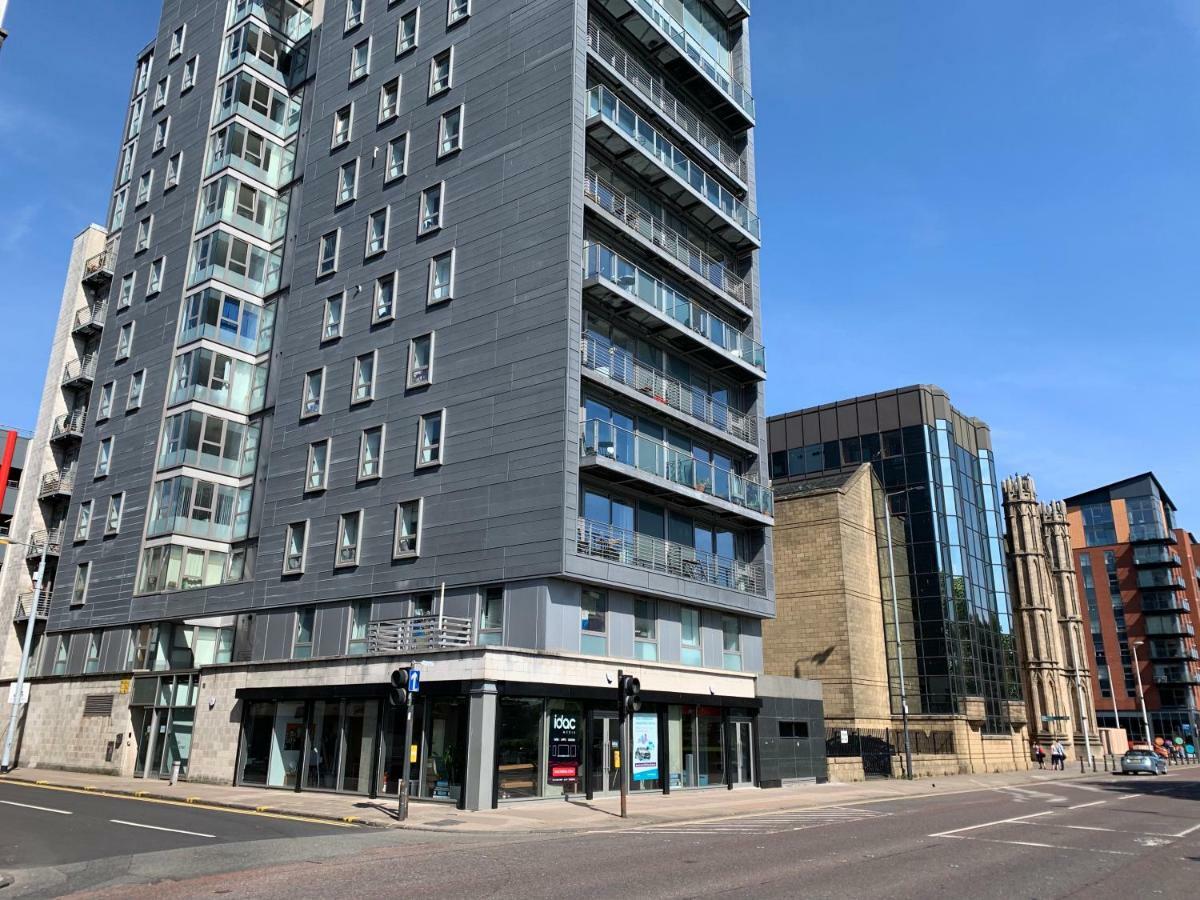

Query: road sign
(407, 669), (421, 693)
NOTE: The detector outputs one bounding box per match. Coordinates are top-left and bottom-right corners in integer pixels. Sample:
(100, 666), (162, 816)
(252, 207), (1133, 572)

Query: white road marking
(945, 835), (1135, 857)
(0, 799), (72, 815)
(1174, 822), (1200, 837)
(929, 810), (1055, 838)
(109, 818), (216, 839)
(1068, 800), (1108, 810)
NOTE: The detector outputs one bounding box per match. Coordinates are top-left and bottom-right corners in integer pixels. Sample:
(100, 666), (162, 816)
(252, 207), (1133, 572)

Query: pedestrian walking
(1033, 744), (1045, 769)
(1051, 740), (1066, 771)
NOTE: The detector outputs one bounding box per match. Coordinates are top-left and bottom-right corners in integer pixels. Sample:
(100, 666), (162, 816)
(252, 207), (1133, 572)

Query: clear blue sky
(0, 1), (1197, 514)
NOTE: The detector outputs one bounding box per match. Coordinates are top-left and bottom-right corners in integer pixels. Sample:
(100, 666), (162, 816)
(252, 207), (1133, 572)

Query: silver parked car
(1120, 750), (1167, 775)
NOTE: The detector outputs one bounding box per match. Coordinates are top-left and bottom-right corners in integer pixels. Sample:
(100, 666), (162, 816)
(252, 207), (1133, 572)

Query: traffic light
(620, 674), (642, 715)
(388, 668), (410, 708)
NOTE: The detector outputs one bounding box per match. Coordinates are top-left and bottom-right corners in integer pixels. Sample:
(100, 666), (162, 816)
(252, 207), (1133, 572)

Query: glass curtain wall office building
(15, 0), (792, 805)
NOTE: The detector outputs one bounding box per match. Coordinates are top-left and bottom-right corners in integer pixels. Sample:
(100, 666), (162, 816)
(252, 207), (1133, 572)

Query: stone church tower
(1002, 475), (1098, 755)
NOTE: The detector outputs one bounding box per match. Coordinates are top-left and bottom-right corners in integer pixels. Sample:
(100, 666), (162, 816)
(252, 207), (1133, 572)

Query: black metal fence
(825, 727), (956, 759)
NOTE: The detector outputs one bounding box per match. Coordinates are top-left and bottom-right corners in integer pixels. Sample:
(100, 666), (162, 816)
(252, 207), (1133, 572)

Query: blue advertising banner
(632, 712), (659, 782)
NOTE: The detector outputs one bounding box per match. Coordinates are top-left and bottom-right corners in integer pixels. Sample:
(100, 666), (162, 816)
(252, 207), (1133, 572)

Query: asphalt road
(5, 769), (1200, 898)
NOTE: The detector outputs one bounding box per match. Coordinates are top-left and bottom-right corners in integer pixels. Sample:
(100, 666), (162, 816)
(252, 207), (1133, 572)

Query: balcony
(584, 169), (750, 312)
(583, 240), (763, 376)
(26, 529), (63, 559)
(1142, 593), (1191, 614)
(576, 517), (766, 596)
(1133, 546), (1182, 568)
(72, 302), (107, 336)
(580, 418), (772, 524)
(12, 590), (50, 622)
(82, 238), (118, 287)
(366, 616), (473, 654)
(61, 355), (97, 388)
(1153, 665), (1200, 686)
(1145, 616), (1195, 637)
(595, 0), (755, 127)
(581, 334), (756, 449)
(587, 18), (747, 186)
(1149, 640), (1200, 661)
(50, 411), (87, 444)
(1138, 570), (1187, 592)
(38, 470), (75, 500)
(1129, 525), (1177, 545)
(587, 86), (758, 250)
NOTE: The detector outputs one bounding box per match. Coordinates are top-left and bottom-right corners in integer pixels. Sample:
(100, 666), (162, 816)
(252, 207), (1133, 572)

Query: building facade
(767, 386), (1025, 741)
(1, 0), (823, 806)
(1064, 473), (1200, 742)
(1001, 475), (1098, 757)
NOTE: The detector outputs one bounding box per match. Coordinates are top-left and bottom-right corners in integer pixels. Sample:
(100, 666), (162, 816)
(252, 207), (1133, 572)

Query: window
(379, 77), (400, 122)
(427, 249), (454, 303)
(293, 608), (314, 657)
(348, 600), (372, 654)
(118, 142), (136, 185)
(337, 159), (358, 205)
(345, 0), (365, 30)
(447, 0), (470, 26)
(83, 631), (102, 673)
(417, 410), (444, 467)
(117, 272), (135, 309)
(332, 103), (353, 147)
(301, 368), (325, 417)
(170, 24), (186, 59)
(128, 96), (144, 140)
(581, 589), (607, 655)
(438, 105), (463, 156)
(385, 133), (408, 181)
(1081, 502), (1117, 547)
(358, 425), (384, 479)
(153, 116), (170, 153)
(680, 606), (702, 666)
(75, 500), (93, 542)
(337, 510), (363, 567)
(373, 272), (395, 322)
(396, 8), (419, 55)
(394, 499), (421, 558)
(116, 322), (135, 360)
(182, 55), (198, 91)
(71, 562), (92, 606)
(136, 171), (154, 206)
(126, 370), (146, 410)
(284, 521), (308, 574)
(97, 382), (115, 420)
(147, 256), (164, 295)
(52, 635), (70, 674)
(474, 586), (504, 645)
(154, 75), (169, 110)
(779, 721), (810, 739)
(429, 48), (453, 96)
(165, 152), (182, 189)
(105, 493), (125, 535)
(407, 332), (434, 388)
(721, 615), (742, 671)
(419, 183), (444, 233)
(323, 292), (344, 340)
(111, 187), (128, 230)
(135, 216), (153, 252)
(352, 351), (377, 403)
(634, 598), (658, 660)
(317, 229), (340, 276)
(136, 54), (153, 93)
(306, 439), (330, 491)
(350, 38), (372, 81)
(366, 207), (389, 256)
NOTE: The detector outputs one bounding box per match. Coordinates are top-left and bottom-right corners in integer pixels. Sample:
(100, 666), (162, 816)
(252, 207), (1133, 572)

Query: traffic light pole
(617, 668), (627, 819)
(398, 691), (415, 821)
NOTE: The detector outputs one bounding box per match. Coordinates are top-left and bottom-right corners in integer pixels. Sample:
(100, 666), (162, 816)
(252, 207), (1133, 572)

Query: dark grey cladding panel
(898, 388), (923, 427)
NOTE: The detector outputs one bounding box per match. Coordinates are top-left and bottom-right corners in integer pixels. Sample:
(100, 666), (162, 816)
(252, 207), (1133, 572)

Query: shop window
(667, 705), (725, 788)
(497, 697), (543, 800)
(581, 589), (607, 655)
(479, 585), (503, 644)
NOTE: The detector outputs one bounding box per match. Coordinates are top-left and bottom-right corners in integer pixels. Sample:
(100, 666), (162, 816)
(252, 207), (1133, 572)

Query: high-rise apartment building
(1064, 473), (1200, 741)
(2, 0), (804, 806)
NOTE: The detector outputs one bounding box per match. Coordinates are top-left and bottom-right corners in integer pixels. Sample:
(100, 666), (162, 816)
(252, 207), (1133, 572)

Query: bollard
(170, 760), (181, 786)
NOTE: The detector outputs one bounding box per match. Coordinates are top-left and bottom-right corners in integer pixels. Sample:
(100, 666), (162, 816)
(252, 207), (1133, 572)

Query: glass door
(590, 713), (621, 795)
(134, 708), (157, 779)
(733, 720), (754, 785)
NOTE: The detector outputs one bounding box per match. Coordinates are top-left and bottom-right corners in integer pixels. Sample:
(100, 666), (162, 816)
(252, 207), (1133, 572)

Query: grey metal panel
(836, 402), (857, 436)
(800, 411), (819, 446)
(264, 611), (292, 662)
(856, 400), (878, 434)
(876, 393), (900, 431)
(505, 579), (545, 651)
(316, 604), (348, 657)
(605, 589), (634, 660)
(818, 407), (838, 443)
(543, 578), (579, 653)
(897, 388), (923, 427)
(657, 599), (681, 664)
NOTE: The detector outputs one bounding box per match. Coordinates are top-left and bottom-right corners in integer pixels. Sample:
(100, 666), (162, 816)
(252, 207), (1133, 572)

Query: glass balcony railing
(195, 176), (290, 245)
(169, 378), (267, 415)
(588, 85), (758, 241)
(1153, 665), (1200, 685)
(581, 418), (772, 517)
(584, 169), (748, 308)
(575, 517), (765, 595)
(1138, 570), (1187, 591)
(1133, 545), (1181, 567)
(588, 19), (746, 182)
(1145, 616), (1195, 637)
(581, 334), (755, 444)
(1142, 592), (1190, 614)
(584, 240), (764, 371)
(627, 0), (754, 120)
(1129, 523), (1175, 543)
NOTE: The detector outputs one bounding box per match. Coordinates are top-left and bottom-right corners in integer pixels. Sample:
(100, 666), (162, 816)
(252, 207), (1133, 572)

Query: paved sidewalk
(2, 761), (1189, 835)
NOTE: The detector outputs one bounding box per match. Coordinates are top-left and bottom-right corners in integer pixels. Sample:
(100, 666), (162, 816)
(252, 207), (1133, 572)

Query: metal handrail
(13, 590), (51, 621)
(51, 411), (87, 440)
(366, 615), (474, 654)
(83, 237), (119, 280)
(575, 517), (766, 595)
(38, 470), (75, 497)
(62, 355), (97, 384)
(73, 302), (107, 330)
(26, 529), (63, 557)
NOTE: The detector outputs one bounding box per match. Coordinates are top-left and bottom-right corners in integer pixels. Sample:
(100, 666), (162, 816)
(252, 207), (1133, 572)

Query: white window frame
(385, 132), (409, 182)
(71, 562), (92, 606)
(378, 76), (401, 122)
(323, 292), (344, 341)
(448, 0), (471, 26)
(416, 409), (445, 468)
(438, 104), (464, 157)
(396, 8), (419, 55)
(337, 158), (359, 206)
(358, 425), (385, 480)
(336, 509), (364, 568)
(301, 367), (325, 418)
(352, 350), (377, 404)
(135, 215), (153, 253)
(305, 439), (330, 492)
(365, 206), (390, 257)
(393, 498), (422, 559)
(293, 608), (315, 658)
(419, 182), (445, 235)
(427, 248), (454, 304)
(147, 257), (164, 295)
(170, 23), (186, 59)
(97, 382), (115, 420)
(154, 75), (170, 110)
(116, 321), (135, 360)
(136, 170), (154, 206)
(118, 272), (135, 309)
(479, 585), (503, 643)
(428, 47), (453, 97)
(153, 116), (170, 153)
(126, 370), (146, 410)
(165, 152), (182, 189)
(372, 271), (396, 323)
(332, 103), (354, 148)
(406, 332), (434, 388)
(105, 492), (125, 535)
(350, 37), (372, 82)
(75, 500), (94, 542)
(283, 521), (308, 574)
(182, 55), (198, 92)
(95, 437), (114, 478)
(317, 229), (340, 276)
(345, 0), (365, 31)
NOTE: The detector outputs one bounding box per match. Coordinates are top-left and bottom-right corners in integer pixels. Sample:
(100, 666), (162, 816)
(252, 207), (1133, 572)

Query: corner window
(306, 439), (330, 491)
(438, 105), (463, 156)
(165, 152), (182, 189)
(428, 249), (454, 303)
(721, 615), (742, 671)
(182, 56), (198, 92)
(447, 0), (470, 26)
(372, 272), (396, 322)
(348, 600), (372, 655)
(352, 351), (376, 404)
(480, 585), (503, 644)
(153, 116), (170, 153)
(428, 48), (453, 96)
(417, 410), (444, 467)
(147, 257), (164, 295)
(358, 425), (384, 479)
(126, 370), (146, 410)
(581, 589), (607, 655)
(407, 332), (434, 388)
(350, 37), (372, 82)
(105, 493), (125, 535)
(385, 133), (408, 182)
(293, 608), (314, 658)
(323, 292), (344, 340)
(419, 184), (444, 233)
(75, 500), (94, 542)
(396, 8), (419, 55)
(394, 498), (422, 558)
(97, 382), (115, 420)
(116, 321), (135, 360)
(634, 598), (657, 661)
(336, 510), (363, 567)
(332, 103), (353, 147)
(345, 0), (365, 31)
(379, 76), (400, 122)
(169, 24), (186, 59)
(301, 368), (325, 417)
(135, 216), (153, 253)
(680, 606), (702, 666)
(317, 229), (340, 276)
(284, 521), (308, 574)
(337, 159), (358, 205)
(117, 272), (135, 309)
(71, 562), (92, 606)
(366, 207), (389, 256)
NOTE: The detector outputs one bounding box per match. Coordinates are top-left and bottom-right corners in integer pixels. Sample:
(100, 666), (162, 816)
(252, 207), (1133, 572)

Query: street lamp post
(1, 537), (49, 773)
(882, 491), (913, 781)
(1130, 641), (1153, 748)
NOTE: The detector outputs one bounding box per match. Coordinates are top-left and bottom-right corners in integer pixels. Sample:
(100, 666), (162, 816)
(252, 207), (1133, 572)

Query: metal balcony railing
(26, 529), (63, 558)
(38, 470), (75, 498)
(13, 590), (51, 621)
(50, 411), (87, 441)
(72, 302), (107, 333)
(587, 18), (747, 183)
(1153, 665), (1200, 685)
(575, 517), (766, 595)
(366, 616), (474, 654)
(62, 355), (97, 386)
(584, 169), (749, 309)
(82, 238), (118, 284)
(581, 334), (755, 445)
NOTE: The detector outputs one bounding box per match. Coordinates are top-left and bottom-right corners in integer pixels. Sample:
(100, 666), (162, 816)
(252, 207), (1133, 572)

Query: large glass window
(667, 705), (726, 788)
(634, 598), (658, 661)
(1081, 501), (1118, 546)
(497, 698), (542, 800)
(480, 586), (503, 645)
(581, 589), (607, 655)
(1126, 495), (1165, 541)
(680, 607), (702, 666)
(721, 615), (741, 671)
